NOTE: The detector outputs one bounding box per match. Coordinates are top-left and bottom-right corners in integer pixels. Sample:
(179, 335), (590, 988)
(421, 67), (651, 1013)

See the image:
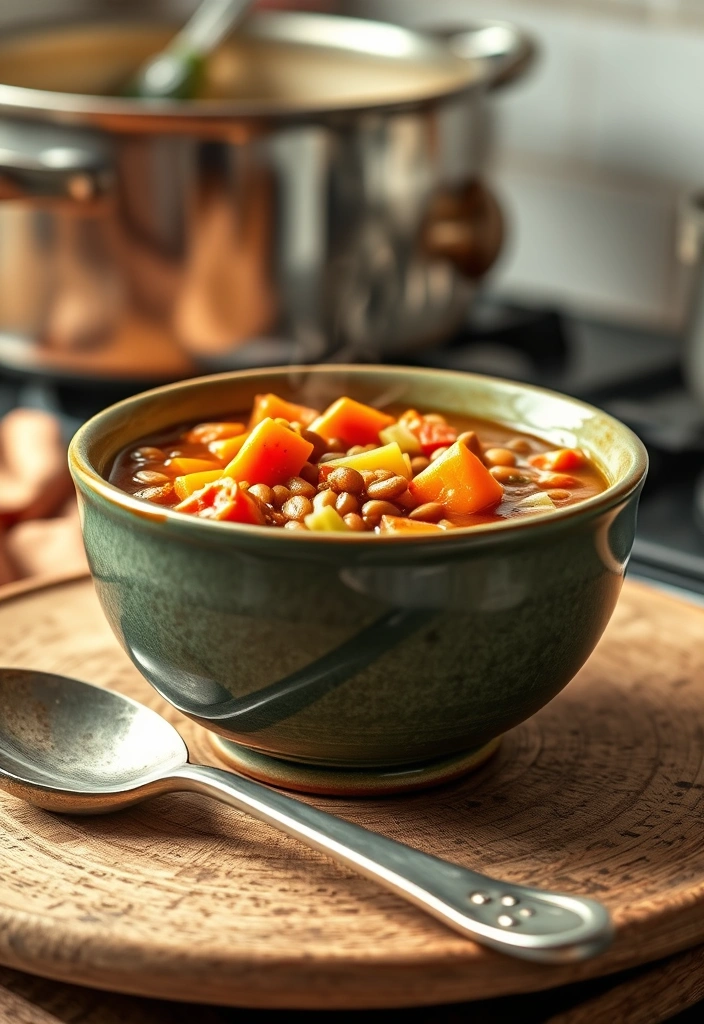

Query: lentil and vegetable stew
(109, 393), (607, 533)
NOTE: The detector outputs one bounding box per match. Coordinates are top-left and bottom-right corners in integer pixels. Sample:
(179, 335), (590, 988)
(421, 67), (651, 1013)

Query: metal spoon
(0, 669), (613, 963)
(127, 0), (254, 100)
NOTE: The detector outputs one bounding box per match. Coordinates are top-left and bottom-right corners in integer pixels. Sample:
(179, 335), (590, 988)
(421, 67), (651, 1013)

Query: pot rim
(0, 11), (490, 127)
(69, 364), (649, 547)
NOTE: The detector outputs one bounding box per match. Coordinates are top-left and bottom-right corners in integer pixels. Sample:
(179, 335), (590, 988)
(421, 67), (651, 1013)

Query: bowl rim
(69, 364), (649, 546)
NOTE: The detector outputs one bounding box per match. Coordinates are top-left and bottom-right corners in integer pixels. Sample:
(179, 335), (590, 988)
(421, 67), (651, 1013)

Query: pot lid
(0, 12), (488, 130)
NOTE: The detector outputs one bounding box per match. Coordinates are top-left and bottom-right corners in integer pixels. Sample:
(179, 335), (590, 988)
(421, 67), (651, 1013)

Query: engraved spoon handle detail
(167, 764), (613, 963)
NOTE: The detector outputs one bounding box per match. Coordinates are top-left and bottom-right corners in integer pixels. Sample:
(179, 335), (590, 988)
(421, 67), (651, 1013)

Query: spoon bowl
(0, 668), (613, 962)
(0, 669), (186, 811)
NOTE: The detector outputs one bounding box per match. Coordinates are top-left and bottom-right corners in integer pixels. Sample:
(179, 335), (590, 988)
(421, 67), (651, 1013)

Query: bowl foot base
(209, 736), (502, 796)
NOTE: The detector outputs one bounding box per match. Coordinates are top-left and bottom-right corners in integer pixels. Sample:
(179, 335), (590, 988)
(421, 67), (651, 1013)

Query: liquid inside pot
(0, 20), (475, 110)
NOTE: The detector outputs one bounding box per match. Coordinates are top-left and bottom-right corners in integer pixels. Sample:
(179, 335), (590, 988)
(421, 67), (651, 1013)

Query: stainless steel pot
(0, 4), (534, 381)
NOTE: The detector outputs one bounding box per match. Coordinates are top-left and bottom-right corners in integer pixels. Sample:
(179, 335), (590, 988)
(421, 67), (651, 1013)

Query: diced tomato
(249, 394), (319, 429)
(409, 441), (503, 515)
(205, 485), (267, 525)
(309, 397), (395, 446)
(529, 448), (584, 472)
(417, 419), (458, 455)
(174, 481), (221, 513)
(224, 417), (314, 487)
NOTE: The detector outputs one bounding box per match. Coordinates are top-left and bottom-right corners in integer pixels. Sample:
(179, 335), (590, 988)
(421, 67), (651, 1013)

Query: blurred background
(0, 0), (703, 595)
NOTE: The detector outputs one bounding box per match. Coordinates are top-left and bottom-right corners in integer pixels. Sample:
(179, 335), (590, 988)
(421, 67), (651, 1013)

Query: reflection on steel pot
(0, 4), (535, 381)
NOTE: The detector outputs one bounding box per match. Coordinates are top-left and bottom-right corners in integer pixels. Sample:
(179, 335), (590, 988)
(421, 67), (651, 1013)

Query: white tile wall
(344, 0), (704, 329)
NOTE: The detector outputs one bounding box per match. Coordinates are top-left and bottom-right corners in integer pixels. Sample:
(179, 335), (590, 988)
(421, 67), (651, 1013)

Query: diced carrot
(378, 515), (444, 534)
(249, 394), (319, 429)
(174, 469), (223, 502)
(166, 457), (220, 475)
(309, 397), (395, 446)
(184, 422), (246, 444)
(224, 417), (314, 487)
(529, 448), (584, 472)
(409, 441), (503, 515)
(208, 432), (249, 463)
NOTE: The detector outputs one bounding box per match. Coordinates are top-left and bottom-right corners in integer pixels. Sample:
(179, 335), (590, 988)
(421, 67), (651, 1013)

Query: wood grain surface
(0, 574), (702, 1010)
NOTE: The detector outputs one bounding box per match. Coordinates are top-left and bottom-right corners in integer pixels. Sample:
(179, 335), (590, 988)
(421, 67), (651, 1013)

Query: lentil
(457, 431), (483, 458)
(327, 467), (365, 495)
(248, 483), (274, 505)
(361, 499), (400, 524)
(343, 513), (365, 531)
(281, 495), (313, 521)
(429, 446), (449, 462)
(271, 485), (291, 507)
(335, 491), (359, 516)
(410, 456), (431, 475)
(313, 488), (337, 512)
(366, 474), (408, 500)
(484, 447), (516, 467)
(131, 446), (167, 462)
(409, 501), (444, 522)
(286, 476), (317, 498)
(134, 469), (170, 485)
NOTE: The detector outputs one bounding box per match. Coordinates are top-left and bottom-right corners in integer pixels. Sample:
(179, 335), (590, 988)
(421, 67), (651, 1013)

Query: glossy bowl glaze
(69, 366), (647, 795)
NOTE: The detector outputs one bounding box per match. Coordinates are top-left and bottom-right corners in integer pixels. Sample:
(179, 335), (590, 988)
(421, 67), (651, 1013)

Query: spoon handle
(167, 764), (613, 963)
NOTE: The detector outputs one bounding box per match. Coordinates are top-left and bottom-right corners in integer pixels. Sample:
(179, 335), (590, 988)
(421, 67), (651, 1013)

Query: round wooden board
(0, 574), (702, 1010)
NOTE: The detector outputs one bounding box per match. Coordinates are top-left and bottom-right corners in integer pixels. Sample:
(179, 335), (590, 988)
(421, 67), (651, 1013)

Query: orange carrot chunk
(409, 441), (503, 515)
(174, 469), (224, 502)
(378, 515), (444, 535)
(309, 397), (395, 446)
(208, 432), (249, 463)
(224, 417), (314, 487)
(166, 457), (220, 475)
(529, 448), (584, 472)
(249, 394), (319, 429)
(184, 422), (246, 444)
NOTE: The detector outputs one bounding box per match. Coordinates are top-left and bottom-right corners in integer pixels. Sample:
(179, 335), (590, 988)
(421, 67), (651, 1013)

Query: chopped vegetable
(304, 504), (351, 532)
(208, 432), (249, 463)
(184, 422), (245, 445)
(224, 417), (314, 487)
(409, 442), (503, 515)
(166, 457), (220, 475)
(417, 419), (458, 455)
(174, 469), (223, 502)
(310, 397), (394, 446)
(529, 448), (584, 472)
(379, 422), (422, 455)
(249, 394), (319, 429)
(515, 492), (557, 511)
(323, 442), (410, 480)
(206, 483), (267, 524)
(378, 515), (443, 534)
(115, 390), (607, 532)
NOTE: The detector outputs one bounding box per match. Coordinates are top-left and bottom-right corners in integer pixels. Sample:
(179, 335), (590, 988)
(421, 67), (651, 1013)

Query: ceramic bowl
(69, 366), (647, 795)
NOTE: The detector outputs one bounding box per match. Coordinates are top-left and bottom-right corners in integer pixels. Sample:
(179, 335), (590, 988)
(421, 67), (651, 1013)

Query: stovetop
(2, 301), (703, 597)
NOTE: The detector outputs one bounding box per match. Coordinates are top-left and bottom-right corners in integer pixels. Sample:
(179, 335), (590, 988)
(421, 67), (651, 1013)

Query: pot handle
(437, 20), (537, 91)
(0, 120), (113, 204)
(422, 179), (504, 281)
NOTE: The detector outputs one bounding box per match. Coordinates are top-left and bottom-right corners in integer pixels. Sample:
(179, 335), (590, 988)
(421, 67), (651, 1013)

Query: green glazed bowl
(69, 366), (647, 795)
